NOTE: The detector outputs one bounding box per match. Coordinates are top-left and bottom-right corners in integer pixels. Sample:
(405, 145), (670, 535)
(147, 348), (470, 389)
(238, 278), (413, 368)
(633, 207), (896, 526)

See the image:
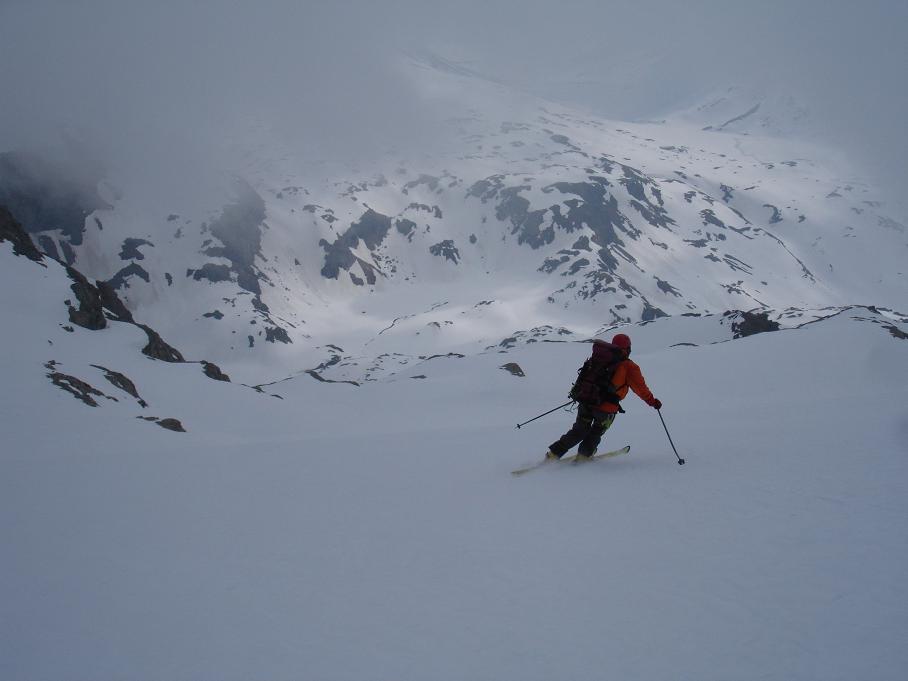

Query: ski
(511, 445), (630, 476)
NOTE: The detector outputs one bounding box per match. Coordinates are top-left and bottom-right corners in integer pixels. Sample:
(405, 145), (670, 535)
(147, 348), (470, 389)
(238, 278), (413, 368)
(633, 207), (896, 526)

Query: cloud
(1, 0), (905, 205)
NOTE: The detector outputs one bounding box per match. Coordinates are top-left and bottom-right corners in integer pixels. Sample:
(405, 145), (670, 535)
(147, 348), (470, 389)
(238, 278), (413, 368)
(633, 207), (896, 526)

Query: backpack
(569, 340), (624, 407)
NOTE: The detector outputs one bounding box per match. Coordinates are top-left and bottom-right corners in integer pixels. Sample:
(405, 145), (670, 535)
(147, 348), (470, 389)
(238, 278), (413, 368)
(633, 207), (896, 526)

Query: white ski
(511, 445), (631, 476)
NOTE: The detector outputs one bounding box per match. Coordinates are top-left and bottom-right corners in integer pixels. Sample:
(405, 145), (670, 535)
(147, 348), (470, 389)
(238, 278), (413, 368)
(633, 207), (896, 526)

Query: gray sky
(1, 0), (905, 201)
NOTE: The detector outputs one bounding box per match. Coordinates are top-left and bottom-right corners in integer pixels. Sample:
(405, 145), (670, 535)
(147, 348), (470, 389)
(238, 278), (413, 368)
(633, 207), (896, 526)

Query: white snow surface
(2, 238), (908, 680)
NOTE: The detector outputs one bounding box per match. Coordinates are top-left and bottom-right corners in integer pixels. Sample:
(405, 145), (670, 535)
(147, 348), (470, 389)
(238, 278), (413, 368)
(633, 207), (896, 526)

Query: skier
(546, 333), (662, 461)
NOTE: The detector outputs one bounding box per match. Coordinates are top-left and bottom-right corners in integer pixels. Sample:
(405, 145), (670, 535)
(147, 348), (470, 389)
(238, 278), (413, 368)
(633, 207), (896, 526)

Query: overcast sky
(1, 0), (905, 201)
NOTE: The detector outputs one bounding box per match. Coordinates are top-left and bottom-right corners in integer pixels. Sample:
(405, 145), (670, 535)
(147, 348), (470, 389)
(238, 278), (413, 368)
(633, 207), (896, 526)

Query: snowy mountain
(2, 56), (904, 385)
(3, 51), (908, 681)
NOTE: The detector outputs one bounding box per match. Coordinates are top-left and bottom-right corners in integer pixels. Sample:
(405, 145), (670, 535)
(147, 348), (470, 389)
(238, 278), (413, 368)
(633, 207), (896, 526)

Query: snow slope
(3, 229), (907, 680)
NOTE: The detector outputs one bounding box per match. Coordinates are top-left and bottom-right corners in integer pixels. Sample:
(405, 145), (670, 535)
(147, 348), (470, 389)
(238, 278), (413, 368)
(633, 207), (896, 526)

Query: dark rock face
(66, 266), (108, 330)
(65, 266), (135, 329)
(37, 234), (60, 260)
(641, 303), (668, 322)
(883, 324), (907, 340)
(188, 263), (232, 283)
(305, 369), (360, 386)
(429, 239), (461, 264)
(119, 238), (154, 260)
(500, 362), (526, 377)
(763, 204), (783, 224)
(0, 205), (44, 262)
(139, 324), (185, 362)
(727, 310), (781, 338)
(47, 371), (111, 407)
(107, 263), (150, 289)
(201, 361), (231, 382)
(96, 280), (135, 323)
(0, 151), (109, 246)
(320, 208), (392, 284)
(91, 364), (147, 406)
(156, 418), (186, 432)
(396, 218), (417, 241)
(204, 178), (267, 295)
(265, 326), (292, 344)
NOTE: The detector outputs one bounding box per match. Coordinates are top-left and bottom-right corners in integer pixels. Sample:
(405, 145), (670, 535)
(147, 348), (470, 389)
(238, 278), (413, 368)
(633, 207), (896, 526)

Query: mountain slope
(3, 269), (907, 679)
(2, 57), (904, 383)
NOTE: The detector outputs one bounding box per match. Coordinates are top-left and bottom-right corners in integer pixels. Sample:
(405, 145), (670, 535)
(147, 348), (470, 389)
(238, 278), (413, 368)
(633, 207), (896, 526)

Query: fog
(1, 0), (905, 204)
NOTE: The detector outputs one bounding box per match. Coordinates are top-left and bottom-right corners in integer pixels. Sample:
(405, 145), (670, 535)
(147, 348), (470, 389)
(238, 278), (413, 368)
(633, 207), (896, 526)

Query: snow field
(3, 295), (907, 680)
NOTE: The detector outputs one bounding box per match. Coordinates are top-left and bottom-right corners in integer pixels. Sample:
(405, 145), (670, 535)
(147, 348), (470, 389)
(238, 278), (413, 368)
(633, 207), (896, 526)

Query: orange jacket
(598, 358), (656, 413)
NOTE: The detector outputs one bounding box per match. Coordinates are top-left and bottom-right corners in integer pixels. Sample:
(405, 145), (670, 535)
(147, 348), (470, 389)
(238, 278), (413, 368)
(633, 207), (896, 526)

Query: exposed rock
(65, 266), (135, 329)
(188, 263), (232, 283)
(305, 369), (360, 386)
(429, 239), (461, 264)
(0, 151), (109, 246)
(320, 208), (392, 282)
(396, 218), (417, 241)
(0, 205), (44, 262)
(139, 324), (185, 362)
(57, 238), (76, 263)
(884, 324), (907, 340)
(402, 174), (441, 194)
(107, 263), (150, 289)
(91, 364), (147, 407)
(726, 309), (781, 338)
(763, 204), (783, 224)
(37, 234), (60, 260)
(65, 266), (107, 330)
(119, 238), (154, 260)
(265, 326), (292, 344)
(641, 303), (668, 322)
(500, 362), (526, 377)
(156, 418), (186, 432)
(201, 361), (231, 382)
(48, 371), (112, 407)
(96, 280), (135, 323)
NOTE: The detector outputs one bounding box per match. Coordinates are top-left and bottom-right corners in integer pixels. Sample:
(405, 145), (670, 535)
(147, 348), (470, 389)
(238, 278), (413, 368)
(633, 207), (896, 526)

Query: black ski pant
(549, 405), (617, 458)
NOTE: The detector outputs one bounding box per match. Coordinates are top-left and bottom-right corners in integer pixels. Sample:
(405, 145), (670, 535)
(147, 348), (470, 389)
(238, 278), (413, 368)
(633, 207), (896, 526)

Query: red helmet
(612, 333), (632, 350)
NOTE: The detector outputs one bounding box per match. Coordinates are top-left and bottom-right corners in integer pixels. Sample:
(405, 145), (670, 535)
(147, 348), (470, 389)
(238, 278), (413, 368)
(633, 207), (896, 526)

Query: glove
(651, 398), (662, 410)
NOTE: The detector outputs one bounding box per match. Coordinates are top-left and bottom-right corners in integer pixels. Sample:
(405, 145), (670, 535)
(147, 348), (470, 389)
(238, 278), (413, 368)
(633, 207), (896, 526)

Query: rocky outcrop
(107, 263), (151, 289)
(47, 368), (112, 407)
(320, 208), (392, 284)
(91, 364), (147, 407)
(726, 309), (781, 338)
(138, 324), (185, 362)
(65, 266), (108, 330)
(137, 416), (187, 432)
(64, 266), (135, 330)
(500, 362), (526, 377)
(0, 205), (44, 262)
(201, 361), (230, 382)
(0, 151), (108, 246)
(203, 178), (266, 295)
(156, 418), (186, 432)
(118, 238), (154, 260)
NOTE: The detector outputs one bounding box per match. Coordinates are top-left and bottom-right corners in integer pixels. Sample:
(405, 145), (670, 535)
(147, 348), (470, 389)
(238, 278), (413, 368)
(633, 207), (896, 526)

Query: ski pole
(657, 409), (686, 465)
(516, 400), (573, 429)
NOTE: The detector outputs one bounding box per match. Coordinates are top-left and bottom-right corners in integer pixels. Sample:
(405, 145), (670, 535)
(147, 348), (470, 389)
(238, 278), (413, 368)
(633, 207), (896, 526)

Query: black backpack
(569, 340), (624, 407)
